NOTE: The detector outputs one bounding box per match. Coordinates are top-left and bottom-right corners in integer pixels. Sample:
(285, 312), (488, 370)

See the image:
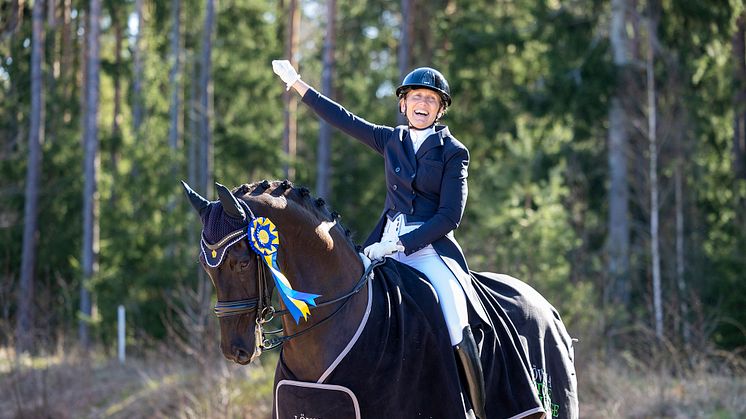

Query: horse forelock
(235, 180), (358, 251)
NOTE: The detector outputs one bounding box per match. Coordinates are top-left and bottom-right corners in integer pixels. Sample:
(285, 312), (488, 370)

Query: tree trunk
(110, 9), (123, 205)
(80, 0), (102, 350)
(0, 0), (24, 42)
(112, 11), (122, 136)
(166, 0), (182, 259)
(169, 0), (182, 151)
(46, 0), (56, 26)
(410, 0), (434, 65)
(188, 54), (198, 188)
(78, 8), (87, 139)
(606, 0), (631, 311)
(17, 0), (45, 354)
(198, 0), (215, 195)
(193, 0), (216, 353)
(132, 0), (144, 134)
(397, 0), (412, 125)
(61, 0), (73, 116)
(398, 0), (411, 79)
(733, 13), (746, 180)
(674, 143), (688, 345)
(316, 0), (335, 199)
(646, 1), (662, 340)
(283, 0), (300, 180)
(46, 0), (58, 144)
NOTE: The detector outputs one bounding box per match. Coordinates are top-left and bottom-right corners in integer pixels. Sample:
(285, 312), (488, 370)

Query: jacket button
(393, 185), (398, 191)
(395, 167), (401, 173)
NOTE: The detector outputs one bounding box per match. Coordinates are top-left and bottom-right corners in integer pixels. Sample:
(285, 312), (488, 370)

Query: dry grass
(2, 344), (745, 419)
(0, 345), (276, 419)
(579, 353), (746, 418)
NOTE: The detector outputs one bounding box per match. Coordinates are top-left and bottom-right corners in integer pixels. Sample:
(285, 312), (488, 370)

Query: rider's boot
(454, 325), (487, 419)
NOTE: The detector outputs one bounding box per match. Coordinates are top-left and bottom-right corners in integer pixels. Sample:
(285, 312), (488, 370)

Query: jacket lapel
(400, 127), (417, 168)
(415, 126), (449, 159)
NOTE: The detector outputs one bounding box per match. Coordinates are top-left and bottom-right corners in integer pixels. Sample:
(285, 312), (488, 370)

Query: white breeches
(382, 214), (470, 345)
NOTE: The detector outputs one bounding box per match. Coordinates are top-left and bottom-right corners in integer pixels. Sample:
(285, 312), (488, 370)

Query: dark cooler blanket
(471, 272), (579, 419)
(273, 258), (545, 419)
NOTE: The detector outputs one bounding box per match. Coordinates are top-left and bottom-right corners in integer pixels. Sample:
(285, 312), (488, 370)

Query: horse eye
(239, 261), (251, 270)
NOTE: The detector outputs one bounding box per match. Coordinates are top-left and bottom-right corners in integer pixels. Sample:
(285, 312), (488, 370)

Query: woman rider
(272, 60), (488, 419)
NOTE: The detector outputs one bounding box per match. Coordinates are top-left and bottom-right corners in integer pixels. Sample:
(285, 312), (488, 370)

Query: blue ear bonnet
(200, 200), (253, 268)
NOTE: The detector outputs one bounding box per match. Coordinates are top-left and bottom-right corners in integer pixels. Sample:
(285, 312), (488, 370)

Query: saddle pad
(275, 380), (360, 419)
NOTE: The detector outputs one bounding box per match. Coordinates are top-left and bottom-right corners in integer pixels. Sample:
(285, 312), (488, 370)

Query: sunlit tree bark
(316, 0), (335, 199)
(198, 0), (215, 195)
(17, 0), (45, 354)
(132, 0), (144, 134)
(283, 0), (300, 181)
(80, 0), (102, 350)
(169, 0), (182, 152)
(733, 13), (746, 180)
(397, 0), (411, 125)
(646, 0), (662, 340)
(110, 6), (123, 204)
(607, 0), (631, 314)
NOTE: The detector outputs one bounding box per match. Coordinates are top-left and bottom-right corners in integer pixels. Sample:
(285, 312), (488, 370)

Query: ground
(1, 346), (744, 419)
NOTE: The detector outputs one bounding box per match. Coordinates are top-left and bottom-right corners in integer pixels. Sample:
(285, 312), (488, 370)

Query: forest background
(1, 0), (745, 417)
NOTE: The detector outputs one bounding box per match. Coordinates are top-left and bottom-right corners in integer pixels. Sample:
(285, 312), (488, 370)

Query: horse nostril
(234, 347), (252, 364)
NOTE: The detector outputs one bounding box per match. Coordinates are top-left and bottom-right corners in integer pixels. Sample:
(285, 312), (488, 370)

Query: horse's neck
(276, 227), (367, 381)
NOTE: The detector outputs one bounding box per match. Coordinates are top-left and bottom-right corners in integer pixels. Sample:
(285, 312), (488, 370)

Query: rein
(210, 227), (382, 352)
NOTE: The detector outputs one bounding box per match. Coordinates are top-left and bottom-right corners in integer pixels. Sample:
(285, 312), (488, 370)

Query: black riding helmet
(396, 67), (451, 107)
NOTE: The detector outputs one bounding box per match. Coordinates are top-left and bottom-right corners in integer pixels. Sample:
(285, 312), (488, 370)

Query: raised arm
(271, 59), (394, 154)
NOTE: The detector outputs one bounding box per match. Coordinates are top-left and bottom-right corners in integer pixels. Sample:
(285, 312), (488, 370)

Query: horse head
(183, 181), (266, 364)
(182, 180), (364, 369)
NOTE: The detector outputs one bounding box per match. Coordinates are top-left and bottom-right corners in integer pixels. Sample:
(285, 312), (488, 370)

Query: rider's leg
(394, 248), (486, 419)
(396, 246), (469, 343)
(454, 325), (487, 419)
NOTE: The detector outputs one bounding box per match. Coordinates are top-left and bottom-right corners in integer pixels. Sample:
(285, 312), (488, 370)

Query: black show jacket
(302, 88), (490, 327)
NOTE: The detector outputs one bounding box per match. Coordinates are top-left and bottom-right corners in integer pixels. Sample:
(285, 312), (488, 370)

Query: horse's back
(472, 271), (579, 419)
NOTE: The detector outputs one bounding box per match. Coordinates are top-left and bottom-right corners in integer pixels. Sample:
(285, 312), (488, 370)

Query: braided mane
(233, 180), (359, 251)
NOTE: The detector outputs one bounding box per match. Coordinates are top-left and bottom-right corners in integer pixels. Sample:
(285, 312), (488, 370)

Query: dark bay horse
(183, 180), (578, 419)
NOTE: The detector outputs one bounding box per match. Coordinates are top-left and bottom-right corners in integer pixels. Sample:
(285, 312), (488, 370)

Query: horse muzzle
(223, 323), (264, 365)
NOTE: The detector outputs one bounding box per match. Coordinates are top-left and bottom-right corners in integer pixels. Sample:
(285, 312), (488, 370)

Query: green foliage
(212, 0), (285, 185)
(1, 0), (744, 353)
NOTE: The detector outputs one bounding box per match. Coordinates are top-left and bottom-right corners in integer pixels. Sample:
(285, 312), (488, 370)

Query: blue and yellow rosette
(249, 217), (320, 323)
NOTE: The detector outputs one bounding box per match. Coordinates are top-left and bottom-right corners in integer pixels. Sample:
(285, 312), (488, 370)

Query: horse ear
(181, 181), (211, 217)
(215, 182), (246, 220)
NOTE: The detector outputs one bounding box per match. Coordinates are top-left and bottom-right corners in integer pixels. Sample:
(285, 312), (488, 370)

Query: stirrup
(454, 326), (487, 419)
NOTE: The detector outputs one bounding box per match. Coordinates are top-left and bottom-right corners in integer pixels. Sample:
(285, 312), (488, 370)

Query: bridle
(206, 227), (381, 353)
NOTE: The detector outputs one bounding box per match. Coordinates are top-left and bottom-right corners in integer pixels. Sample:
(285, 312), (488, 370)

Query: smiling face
(400, 88), (444, 129)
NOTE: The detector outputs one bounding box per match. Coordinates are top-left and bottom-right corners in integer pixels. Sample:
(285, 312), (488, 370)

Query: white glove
(272, 59), (301, 90)
(363, 239), (404, 261)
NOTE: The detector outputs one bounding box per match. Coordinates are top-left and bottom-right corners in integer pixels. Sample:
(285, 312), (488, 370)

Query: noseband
(207, 226), (380, 353)
(212, 252), (271, 320)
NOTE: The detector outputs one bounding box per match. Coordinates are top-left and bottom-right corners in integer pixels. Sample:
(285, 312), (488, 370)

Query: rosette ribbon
(248, 217), (320, 323)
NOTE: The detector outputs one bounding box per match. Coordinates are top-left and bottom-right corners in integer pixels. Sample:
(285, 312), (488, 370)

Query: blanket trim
(317, 270), (375, 383)
(275, 379), (362, 419)
(507, 406), (546, 419)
